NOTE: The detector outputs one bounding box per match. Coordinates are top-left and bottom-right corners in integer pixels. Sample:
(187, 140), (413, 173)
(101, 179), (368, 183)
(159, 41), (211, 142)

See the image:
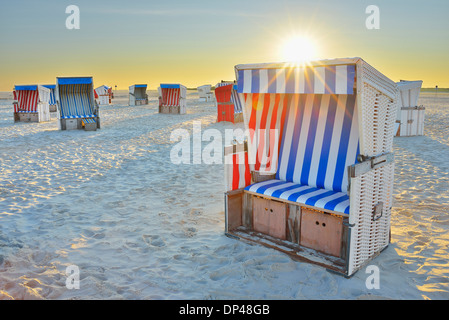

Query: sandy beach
(0, 90), (448, 300)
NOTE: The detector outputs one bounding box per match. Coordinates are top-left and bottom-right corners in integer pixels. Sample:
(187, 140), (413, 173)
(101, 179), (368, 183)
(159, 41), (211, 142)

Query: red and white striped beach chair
(224, 58), (398, 277)
(56, 77), (100, 131)
(13, 85), (51, 123)
(129, 84), (148, 106)
(215, 82), (243, 123)
(158, 84), (187, 114)
(395, 80), (424, 136)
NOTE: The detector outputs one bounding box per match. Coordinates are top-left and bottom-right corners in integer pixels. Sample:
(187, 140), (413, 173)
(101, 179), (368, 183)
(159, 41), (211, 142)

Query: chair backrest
(276, 93), (359, 193)
(230, 85), (243, 113)
(14, 86), (39, 112)
(215, 84), (233, 104)
(160, 84), (184, 106)
(57, 79), (95, 118)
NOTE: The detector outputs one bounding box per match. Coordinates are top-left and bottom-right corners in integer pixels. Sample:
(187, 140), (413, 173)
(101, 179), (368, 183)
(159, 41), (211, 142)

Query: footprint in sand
(142, 234), (166, 247)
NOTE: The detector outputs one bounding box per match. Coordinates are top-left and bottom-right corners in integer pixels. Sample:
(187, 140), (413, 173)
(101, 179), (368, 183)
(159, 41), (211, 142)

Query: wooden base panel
(226, 227), (347, 276)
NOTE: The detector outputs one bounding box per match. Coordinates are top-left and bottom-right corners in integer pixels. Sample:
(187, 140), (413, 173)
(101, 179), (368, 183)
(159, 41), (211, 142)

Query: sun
(280, 36), (318, 65)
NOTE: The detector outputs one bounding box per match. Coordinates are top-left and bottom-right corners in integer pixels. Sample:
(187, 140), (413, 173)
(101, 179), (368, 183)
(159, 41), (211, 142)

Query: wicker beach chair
(223, 58), (398, 277)
(215, 81), (243, 123)
(95, 85), (112, 106)
(197, 85), (214, 102)
(13, 85), (51, 123)
(158, 84), (187, 114)
(395, 80), (424, 136)
(56, 77), (100, 131)
(129, 84), (148, 106)
(43, 85), (57, 112)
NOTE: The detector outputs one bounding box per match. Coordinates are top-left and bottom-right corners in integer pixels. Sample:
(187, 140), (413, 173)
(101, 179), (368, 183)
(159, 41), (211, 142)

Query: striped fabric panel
(215, 84), (232, 103)
(161, 88), (180, 106)
(245, 179), (350, 215)
(82, 118), (96, 124)
(276, 94), (359, 193)
(230, 85), (243, 113)
(58, 84), (94, 118)
(49, 88), (56, 105)
(237, 65), (356, 95)
(225, 150), (251, 191)
(61, 115), (96, 119)
(16, 90), (39, 112)
(245, 93), (288, 174)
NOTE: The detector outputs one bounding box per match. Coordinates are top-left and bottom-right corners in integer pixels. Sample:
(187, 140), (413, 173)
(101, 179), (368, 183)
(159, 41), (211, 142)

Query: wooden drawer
(253, 197), (287, 240)
(300, 208), (343, 257)
(169, 106), (180, 114)
(160, 105), (170, 113)
(65, 119), (78, 130)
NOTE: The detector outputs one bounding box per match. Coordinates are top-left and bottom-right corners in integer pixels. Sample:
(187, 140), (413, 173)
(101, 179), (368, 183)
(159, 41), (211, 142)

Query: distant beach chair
(13, 85), (51, 123)
(95, 85), (112, 106)
(158, 83), (187, 114)
(224, 58), (398, 277)
(395, 80), (424, 136)
(56, 77), (100, 131)
(43, 84), (57, 112)
(215, 81), (243, 123)
(129, 84), (149, 106)
(197, 85), (214, 102)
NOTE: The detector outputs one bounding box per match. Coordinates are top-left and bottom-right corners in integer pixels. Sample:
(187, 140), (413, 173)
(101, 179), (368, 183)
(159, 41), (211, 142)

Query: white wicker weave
(348, 59), (397, 275)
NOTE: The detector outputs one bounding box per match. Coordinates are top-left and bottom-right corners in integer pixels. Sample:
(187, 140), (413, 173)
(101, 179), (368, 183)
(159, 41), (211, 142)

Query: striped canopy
(160, 84), (182, 89)
(237, 64), (356, 95)
(15, 85), (38, 91)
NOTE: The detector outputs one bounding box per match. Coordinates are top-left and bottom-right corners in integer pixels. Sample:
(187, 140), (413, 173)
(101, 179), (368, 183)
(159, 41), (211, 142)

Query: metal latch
(372, 202), (383, 221)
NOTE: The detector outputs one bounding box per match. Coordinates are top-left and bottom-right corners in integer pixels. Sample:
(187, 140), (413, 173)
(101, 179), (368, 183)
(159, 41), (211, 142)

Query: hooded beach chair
(158, 83), (187, 114)
(95, 85), (112, 106)
(215, 81), (243, 123)
(129, 84), (148, 106)
(43, 85), (57, 112)
(223, 58), (398, 277)
(56, 77), (100, 131)
(197, 84), (214, 102)
(13, 85), (51, 123)
(395, 80), (424, 136)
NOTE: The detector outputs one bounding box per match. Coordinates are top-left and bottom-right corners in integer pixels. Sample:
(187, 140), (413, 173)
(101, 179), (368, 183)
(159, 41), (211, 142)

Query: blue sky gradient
(0, 0), (448, 90)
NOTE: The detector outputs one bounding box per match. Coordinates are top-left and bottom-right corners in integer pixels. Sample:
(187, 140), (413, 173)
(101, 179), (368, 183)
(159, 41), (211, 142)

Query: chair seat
(82, 118), (96, 124)
(244, 179), (350, 215)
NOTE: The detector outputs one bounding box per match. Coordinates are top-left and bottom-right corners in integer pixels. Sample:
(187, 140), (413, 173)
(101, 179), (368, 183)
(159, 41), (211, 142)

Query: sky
(0, 0), (448, 91)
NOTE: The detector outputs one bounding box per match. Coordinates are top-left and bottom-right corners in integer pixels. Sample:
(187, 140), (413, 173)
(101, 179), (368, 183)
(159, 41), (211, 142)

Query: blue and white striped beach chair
(43, 84), (57, 112)
(56, 77), (100, 130)
(224, 58), (398, 277)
